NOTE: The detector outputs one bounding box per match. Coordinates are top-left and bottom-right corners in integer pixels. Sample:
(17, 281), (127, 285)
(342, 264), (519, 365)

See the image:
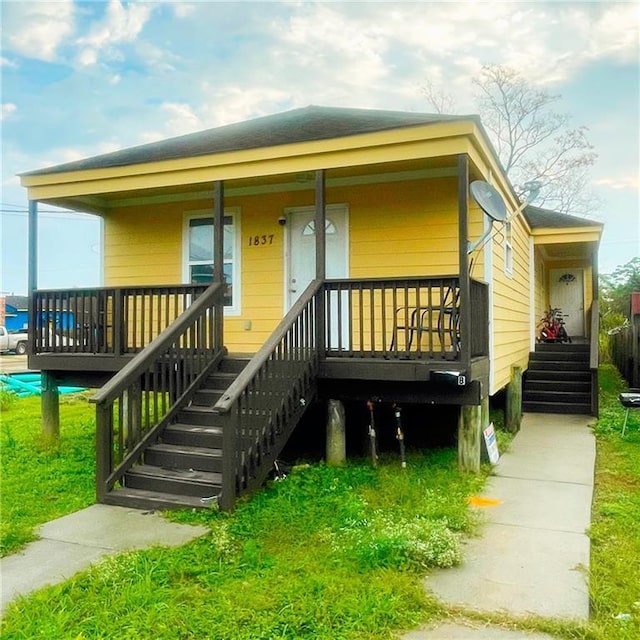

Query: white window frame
(504, 220), (514, 277)
(182, 207), (241, 316)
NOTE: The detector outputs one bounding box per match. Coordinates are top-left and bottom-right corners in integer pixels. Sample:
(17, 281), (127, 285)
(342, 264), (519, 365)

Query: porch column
(315, 169), (326, 355)
(28, 200), (38, 355)
(315, 169), (326, 280)
(213, 181), (225, 346)
(457, 155), (471, 365)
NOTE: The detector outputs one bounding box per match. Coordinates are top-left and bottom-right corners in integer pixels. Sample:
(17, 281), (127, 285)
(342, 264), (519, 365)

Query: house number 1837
(248, 235), (274, 246)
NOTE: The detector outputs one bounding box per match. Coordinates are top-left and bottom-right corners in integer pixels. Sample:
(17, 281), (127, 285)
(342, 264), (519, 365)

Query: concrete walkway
(402, 412), (595, 639)
(1, 504), (208, 615)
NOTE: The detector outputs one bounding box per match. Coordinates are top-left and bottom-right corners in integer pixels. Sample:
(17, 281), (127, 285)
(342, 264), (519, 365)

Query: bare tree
(423, 64), (598, 215)
(421, 79), (455, 115)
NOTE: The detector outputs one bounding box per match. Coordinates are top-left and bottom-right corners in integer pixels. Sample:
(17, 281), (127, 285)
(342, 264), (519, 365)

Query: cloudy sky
(1, 0), (638, 294)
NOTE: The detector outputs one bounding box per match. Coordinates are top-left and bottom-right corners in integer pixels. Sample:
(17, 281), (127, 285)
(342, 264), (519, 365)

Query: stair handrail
(589, 298), (599, 416)
(92, 283), (224, 404)
(91, 282), (225, 501)
(214, 279), (322, 510)
(213, 279), (322, 413)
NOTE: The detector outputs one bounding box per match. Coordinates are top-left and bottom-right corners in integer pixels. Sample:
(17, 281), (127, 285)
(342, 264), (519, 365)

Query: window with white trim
(186, 212), (239, 312)
(504, 220), (513, 276)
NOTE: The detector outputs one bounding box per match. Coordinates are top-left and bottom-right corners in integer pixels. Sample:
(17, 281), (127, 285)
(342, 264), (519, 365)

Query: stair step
(102, 487), (213, 511)
(191, 388), (224, 406)
(163, 423), (224, 448)
(527, 360), (590, 372)
(525, 370), (591, 383)
(205, 371), (239, 388)
(177, 405), (225, 427)
(524, 380), (590, 393)
(534, 342), (589, 352)
(145, 442), (223, 472)
(220, 356), (251, 373)
(125, 464), (222, 497)
(529, 351), (589, 363)
(523, 390), (591, 404)
(523, 401), (591, 415)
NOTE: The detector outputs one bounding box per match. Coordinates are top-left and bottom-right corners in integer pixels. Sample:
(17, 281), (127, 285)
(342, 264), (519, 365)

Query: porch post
(213, 180), (225, 347)
(315, 169), (326, 280)
(315, 169), (326, 354)
(457, 155), (471, 366)
(28, 200), (38, 355)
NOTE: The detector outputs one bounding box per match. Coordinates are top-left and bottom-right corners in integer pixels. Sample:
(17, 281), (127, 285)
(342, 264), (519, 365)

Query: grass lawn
(0, 391), (96, 556)
(1, 368), (639, 639)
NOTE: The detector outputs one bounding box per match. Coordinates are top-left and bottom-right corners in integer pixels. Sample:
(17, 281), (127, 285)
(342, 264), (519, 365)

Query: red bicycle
(538, 308), (571, 343)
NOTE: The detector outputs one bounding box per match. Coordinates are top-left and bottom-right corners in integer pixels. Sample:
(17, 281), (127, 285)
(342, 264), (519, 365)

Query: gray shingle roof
(523, 205), (602, 229)
(23, 105), (475, 176)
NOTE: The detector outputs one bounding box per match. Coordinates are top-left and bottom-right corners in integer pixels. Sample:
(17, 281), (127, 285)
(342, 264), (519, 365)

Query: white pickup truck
(0, 326), (29, 355)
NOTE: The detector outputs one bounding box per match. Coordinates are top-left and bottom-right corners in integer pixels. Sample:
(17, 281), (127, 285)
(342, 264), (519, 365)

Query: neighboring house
(1, 295), (75, 333)
(2, 296), (29, 331)
(19, 106), (603, 510)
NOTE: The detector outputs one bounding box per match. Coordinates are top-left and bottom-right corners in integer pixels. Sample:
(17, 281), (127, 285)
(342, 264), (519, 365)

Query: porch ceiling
(537, 241), (597, 261)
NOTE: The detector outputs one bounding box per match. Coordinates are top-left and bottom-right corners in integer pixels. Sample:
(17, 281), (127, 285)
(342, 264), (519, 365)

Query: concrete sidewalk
(403, 412), (595, 639)
(1, 504), (208, 615)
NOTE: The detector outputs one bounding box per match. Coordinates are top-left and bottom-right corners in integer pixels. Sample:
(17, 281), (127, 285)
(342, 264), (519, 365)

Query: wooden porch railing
(213, 280), (321, 510)
(90, 283), (225, 501)
(322, 276), (489, 360)
(32, 284), (209, 355)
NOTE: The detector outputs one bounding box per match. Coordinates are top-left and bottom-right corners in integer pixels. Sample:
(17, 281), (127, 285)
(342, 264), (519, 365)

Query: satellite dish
(470, 180), (507, 223)
(467, 180), (507, 254)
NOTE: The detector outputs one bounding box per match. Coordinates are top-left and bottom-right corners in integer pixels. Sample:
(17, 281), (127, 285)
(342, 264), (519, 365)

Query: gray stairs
(103, 356), (248, 510)
(523, 343), (592, 415)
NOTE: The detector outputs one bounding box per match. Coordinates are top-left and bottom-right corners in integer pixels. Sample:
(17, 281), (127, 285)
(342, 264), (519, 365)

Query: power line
(1, 210), (99, 221)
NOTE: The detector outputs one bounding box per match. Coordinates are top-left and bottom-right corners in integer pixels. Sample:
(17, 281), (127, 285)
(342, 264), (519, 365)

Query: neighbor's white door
(286, 205), (349, 347)
(549, 268), (585, 337)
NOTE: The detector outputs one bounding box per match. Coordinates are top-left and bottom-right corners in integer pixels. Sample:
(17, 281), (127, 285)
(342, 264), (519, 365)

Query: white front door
(549, 268), (585, 337)
(286, 205), (349, 346)
(286, 205), (349, 306)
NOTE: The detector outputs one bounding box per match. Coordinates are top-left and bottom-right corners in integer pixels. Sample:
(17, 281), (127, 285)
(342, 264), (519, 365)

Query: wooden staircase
(523, 343), (592, 415)
(102, 356), (248, 510)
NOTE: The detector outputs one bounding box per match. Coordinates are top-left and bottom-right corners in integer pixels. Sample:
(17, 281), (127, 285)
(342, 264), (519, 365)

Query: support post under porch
(326, 399), (346, 466)
(458, 393), (489, 473)
(41, 371), (60, 444)
(505, 365), (523, 433)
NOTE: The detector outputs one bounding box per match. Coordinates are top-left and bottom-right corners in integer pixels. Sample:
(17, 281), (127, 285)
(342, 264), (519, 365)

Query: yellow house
(20, 106), (603, 510)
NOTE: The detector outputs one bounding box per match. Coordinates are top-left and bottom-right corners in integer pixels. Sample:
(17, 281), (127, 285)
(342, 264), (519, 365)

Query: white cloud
(199, 85), (293, 128)
(76, 0), (154, 66)
(1, 103), (17, 121)
(5, 1), (75, 62)
(595, 175), (640, 191)
(1, 57), (18, 69)
(271, 4), (391, 93)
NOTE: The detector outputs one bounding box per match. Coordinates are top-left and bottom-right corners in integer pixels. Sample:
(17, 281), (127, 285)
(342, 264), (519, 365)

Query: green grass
(1, 392), (96, 556)
(588, 365), (640, 640)
(2, 373), (639, 639)
(2, 447), (483, 639)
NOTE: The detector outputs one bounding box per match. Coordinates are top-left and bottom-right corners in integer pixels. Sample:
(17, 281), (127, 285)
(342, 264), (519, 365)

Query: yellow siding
(491, 211), (532, 393)
(102, 176), (469, 352)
